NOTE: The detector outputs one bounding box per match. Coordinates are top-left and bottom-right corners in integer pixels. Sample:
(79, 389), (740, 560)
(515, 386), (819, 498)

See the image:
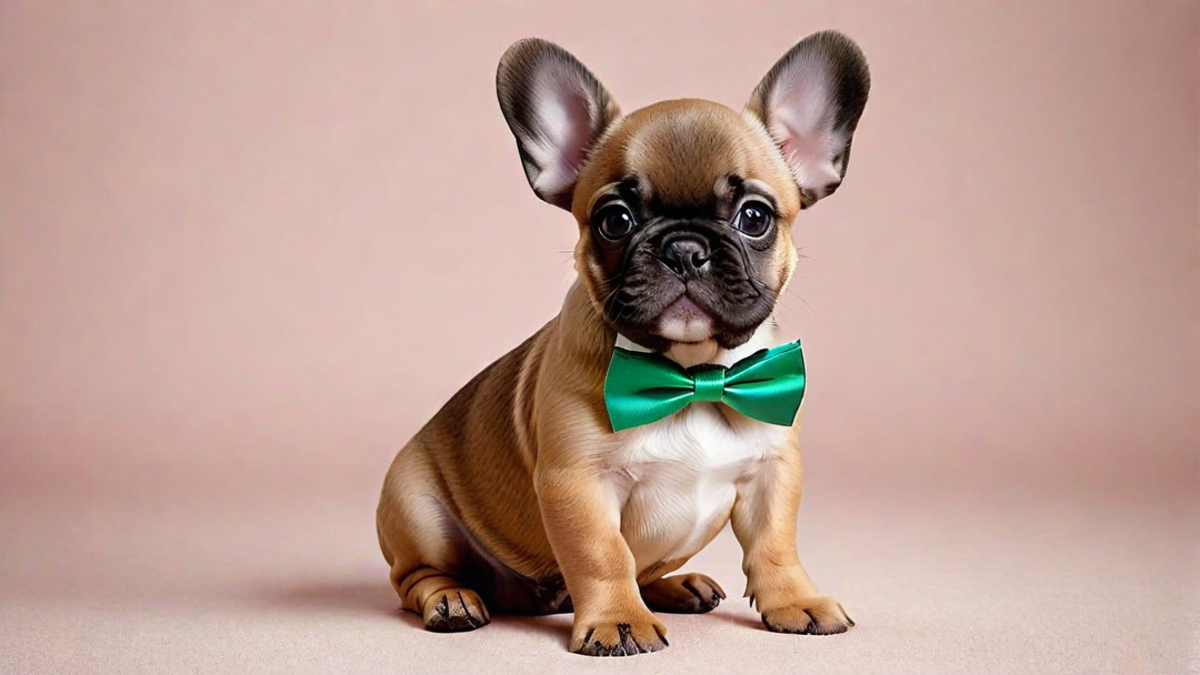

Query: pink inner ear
(527, 71), (595, 199)
(772, 115), (842, 193)
(765, 65), (844, 196)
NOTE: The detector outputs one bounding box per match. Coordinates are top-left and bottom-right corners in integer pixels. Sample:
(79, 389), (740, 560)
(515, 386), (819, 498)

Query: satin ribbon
(603, 339), (806, 432)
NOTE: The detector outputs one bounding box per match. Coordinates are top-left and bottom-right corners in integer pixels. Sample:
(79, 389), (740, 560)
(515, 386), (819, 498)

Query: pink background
(1, 2), (1197, 673)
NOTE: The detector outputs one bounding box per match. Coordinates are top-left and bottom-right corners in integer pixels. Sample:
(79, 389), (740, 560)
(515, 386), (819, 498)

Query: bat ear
(496, 38), (621, 211)
(746, 31), (871, 209)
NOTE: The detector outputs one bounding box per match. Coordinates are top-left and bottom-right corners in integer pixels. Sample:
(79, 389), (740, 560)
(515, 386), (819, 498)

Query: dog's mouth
(601, 265), (778, 350)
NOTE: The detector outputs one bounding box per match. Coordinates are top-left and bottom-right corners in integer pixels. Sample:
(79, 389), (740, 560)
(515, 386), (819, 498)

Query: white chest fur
(604, 325), (794, 572)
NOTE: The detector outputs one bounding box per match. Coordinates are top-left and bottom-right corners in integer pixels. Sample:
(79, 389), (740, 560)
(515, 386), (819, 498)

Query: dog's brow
(722, 174), (745, 202)
(617, 177), (642, 202)
(589, 177), (643, 213)
(741, 179), (781, 213)
(591, 192), (623, 212)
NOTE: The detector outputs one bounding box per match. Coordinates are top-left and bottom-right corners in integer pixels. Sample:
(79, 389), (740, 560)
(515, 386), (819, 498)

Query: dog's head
(497, 32), (869, 351)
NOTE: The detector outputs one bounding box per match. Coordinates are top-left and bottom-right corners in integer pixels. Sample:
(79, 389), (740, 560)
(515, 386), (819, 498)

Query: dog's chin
(655, 296), (715, 344)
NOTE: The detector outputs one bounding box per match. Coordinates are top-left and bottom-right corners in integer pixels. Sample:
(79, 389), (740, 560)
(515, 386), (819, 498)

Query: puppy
(377, 31), (870, 656)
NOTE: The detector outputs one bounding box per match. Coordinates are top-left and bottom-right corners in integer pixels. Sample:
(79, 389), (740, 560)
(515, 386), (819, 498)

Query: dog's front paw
(571, 612), (668, 656)
(761, 595), (854, 635)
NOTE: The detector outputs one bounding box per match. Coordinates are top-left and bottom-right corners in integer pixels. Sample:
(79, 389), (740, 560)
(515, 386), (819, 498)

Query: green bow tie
(603, 340), (806, 432)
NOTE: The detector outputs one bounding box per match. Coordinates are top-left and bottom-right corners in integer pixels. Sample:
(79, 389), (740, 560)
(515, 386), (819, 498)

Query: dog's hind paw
(422, 589), (491, 633)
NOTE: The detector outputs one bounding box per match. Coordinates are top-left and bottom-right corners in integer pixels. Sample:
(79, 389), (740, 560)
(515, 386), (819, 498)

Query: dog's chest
(608, 404), (790, 570)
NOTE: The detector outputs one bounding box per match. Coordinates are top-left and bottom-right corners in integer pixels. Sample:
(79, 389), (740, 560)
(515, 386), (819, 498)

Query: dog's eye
(595, 206), (636, 241)
(733, 202), (773, 238)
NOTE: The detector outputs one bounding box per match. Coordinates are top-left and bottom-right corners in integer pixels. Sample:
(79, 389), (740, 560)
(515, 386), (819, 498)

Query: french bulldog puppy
(377, 31), (870, 656)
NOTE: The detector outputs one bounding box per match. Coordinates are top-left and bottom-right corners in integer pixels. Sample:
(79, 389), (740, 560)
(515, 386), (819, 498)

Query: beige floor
(3, 474), (1196, 675)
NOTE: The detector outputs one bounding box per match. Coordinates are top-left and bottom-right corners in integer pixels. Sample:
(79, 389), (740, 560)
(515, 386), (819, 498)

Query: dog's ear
(496, 39), (621, 211)
(746, 31), (870, 209)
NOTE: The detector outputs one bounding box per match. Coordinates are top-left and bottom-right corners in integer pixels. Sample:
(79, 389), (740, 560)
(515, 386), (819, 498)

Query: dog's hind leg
(377, 442), (491, 632)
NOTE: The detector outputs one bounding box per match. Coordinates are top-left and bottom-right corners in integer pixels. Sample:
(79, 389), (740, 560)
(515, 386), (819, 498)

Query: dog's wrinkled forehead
(575, 100), (801, 219)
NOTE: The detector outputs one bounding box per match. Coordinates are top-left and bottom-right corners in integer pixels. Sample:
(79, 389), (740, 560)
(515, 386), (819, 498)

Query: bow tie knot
(690, 366), (727, 403)
(603, 339), (807, 432)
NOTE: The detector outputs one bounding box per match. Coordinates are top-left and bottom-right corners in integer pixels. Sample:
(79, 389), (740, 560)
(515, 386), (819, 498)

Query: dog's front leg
(536, 463), (668, 656)
(731, 447), (855, 635)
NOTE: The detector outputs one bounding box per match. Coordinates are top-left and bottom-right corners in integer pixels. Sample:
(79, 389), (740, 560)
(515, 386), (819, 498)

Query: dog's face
(497, 33), (869, 351)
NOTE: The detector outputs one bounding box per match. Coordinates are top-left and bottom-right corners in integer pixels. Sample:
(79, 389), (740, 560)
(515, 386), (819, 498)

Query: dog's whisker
(781, 288), (817, 318)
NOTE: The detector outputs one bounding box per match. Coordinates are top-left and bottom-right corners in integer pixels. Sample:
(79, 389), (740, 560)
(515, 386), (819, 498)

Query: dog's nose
(659, 237), (711, 277)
